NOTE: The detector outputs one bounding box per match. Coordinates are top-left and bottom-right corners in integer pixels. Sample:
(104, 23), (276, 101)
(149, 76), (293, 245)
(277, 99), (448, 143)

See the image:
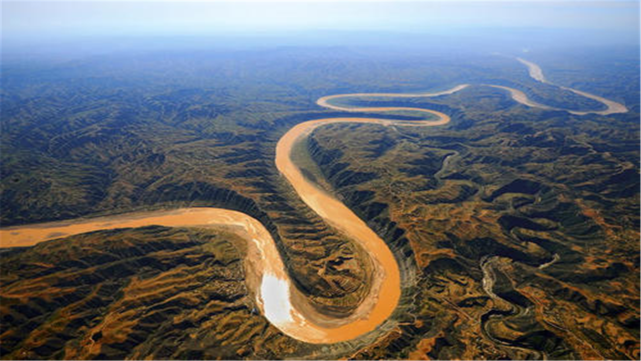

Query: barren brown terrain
(1, 41), (638, 360)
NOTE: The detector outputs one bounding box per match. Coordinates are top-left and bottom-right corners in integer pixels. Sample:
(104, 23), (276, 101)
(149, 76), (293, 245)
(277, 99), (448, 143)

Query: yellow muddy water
(516, 57), (627, 115)
(0, 58), (627, 344)
(0, 86), (460, 344)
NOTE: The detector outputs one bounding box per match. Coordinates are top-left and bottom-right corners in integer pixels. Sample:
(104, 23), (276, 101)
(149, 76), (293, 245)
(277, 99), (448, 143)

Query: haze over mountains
(0, 1), (639, 360)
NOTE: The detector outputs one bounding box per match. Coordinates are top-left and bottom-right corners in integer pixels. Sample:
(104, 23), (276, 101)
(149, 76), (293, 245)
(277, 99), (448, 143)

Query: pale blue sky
(2, 0), (639, 39)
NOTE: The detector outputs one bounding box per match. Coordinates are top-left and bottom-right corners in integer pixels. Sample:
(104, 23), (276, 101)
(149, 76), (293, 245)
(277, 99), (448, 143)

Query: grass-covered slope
(0, 227), (286, 359)
(1, 45), (639, 359)
(307, 85), (639, 360)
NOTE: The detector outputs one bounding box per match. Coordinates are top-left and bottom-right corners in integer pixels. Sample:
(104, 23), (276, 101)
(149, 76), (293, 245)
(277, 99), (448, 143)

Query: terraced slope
(0, 227), (303, 360)
(1, 50), (638, 359)
(307, 85), (639, 359)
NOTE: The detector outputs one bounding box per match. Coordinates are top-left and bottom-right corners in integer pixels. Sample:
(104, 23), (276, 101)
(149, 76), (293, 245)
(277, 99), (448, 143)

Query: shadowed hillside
(1, 44), (639, 359)
(307, 84), (639, 359)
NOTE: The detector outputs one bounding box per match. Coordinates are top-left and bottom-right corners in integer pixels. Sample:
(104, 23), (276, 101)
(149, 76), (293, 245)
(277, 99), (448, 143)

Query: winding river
(0, 58), (628, 344)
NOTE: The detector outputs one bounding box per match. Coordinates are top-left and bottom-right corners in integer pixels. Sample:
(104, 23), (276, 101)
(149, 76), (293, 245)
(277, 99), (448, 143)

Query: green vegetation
(0, 227), (322, 359)
(307, 84), (639, 359)
(1, 45), (639, 359)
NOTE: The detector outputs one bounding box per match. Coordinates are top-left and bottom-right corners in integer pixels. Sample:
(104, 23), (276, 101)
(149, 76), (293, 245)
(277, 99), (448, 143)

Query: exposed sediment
(0, 57), (628, 347)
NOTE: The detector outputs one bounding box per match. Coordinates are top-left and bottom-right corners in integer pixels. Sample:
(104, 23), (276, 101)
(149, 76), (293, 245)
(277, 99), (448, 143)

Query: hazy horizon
(1, 1), (640, 360)
(3, 1), (639, 48)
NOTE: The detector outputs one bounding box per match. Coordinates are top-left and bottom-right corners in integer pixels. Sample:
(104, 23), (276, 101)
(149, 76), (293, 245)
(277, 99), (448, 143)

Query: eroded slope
(307, 86), (639, 359)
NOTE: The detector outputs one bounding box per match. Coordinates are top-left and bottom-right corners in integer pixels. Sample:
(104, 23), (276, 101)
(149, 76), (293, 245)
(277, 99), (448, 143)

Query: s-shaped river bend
(0, 58), (627, 344)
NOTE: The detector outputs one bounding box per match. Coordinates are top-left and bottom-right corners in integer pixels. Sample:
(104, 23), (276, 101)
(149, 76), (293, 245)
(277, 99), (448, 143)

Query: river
(0, 57), (627, 344)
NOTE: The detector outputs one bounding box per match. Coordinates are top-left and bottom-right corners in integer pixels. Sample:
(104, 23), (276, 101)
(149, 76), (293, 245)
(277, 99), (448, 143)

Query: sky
(2, 1), (639, 37)
(1, 0), (639, 60)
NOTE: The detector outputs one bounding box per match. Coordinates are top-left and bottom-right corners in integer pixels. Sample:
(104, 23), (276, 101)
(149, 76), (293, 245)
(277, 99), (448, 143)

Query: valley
(1, 53), (638, 359)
